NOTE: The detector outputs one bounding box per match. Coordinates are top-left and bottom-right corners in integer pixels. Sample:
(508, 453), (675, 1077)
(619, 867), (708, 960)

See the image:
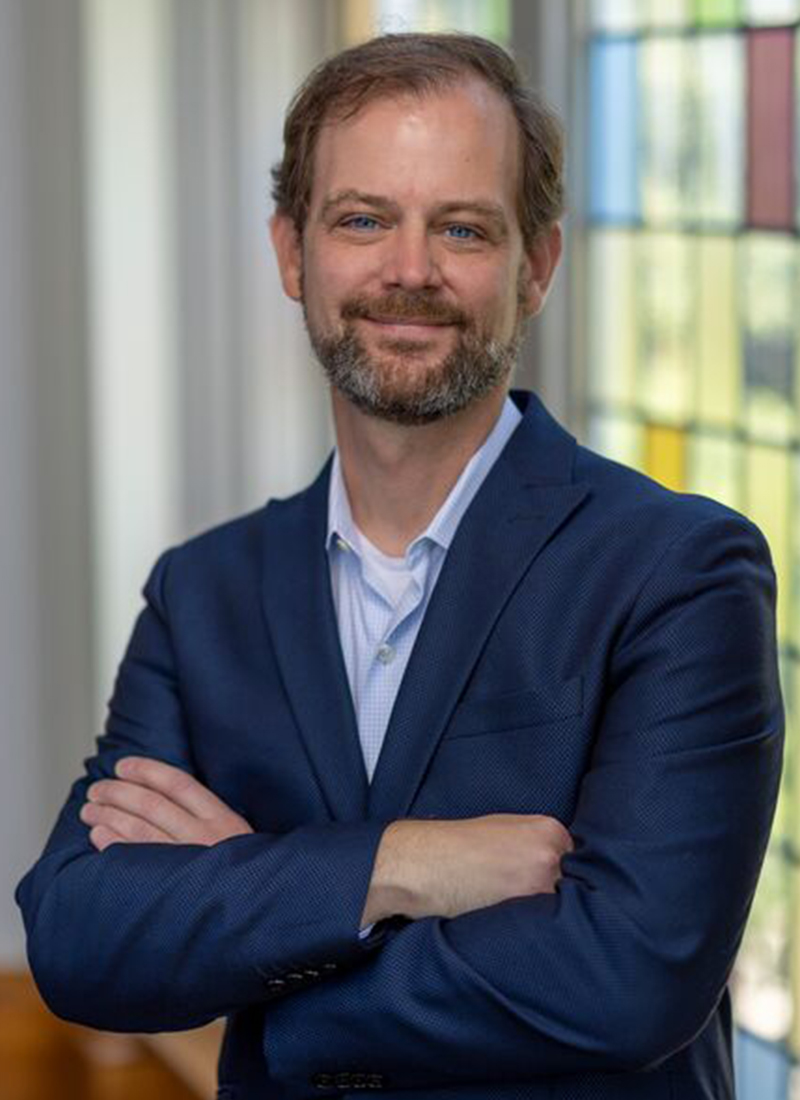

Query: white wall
(0, 0), (336, 968)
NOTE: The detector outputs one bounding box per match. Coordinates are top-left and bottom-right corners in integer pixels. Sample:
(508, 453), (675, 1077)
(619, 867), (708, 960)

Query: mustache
(340, 292), (469, 327)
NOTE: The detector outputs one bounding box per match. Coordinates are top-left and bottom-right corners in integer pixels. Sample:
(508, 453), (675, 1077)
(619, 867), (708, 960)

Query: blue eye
(446, 225), (480, 241)
(342, 215), (380, 231)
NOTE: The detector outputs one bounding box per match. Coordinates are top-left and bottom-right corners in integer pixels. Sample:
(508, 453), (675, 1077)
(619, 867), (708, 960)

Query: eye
(445, 224), (482, 242)
(340, 214), (382, 231)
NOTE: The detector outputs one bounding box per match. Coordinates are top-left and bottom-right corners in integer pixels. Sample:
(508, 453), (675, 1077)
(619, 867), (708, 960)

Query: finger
(114, 757), (238, 822)
(86, 778), (200, 842)
(89, 825), (126, 851)
(81, 799), (175, 844)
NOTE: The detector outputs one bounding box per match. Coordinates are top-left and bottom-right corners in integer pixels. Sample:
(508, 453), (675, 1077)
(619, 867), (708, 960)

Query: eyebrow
(320, 189), (509, 234)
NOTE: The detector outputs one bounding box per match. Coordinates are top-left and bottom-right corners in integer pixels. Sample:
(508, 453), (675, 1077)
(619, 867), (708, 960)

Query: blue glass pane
(588, 39), (640, 222)
(735, 1029), (792, 1098)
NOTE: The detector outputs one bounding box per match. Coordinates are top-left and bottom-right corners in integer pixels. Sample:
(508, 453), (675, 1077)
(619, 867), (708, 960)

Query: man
(17, 32), (783, 1100)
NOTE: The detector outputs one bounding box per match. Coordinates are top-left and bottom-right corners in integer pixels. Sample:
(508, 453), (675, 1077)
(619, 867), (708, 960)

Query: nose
(380, 223), (443, 291)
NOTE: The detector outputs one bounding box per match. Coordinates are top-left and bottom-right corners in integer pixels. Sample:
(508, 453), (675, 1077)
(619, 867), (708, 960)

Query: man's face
(272, 78), (557, 425)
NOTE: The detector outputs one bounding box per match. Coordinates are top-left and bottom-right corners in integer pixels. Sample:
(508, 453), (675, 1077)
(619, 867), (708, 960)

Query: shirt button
(336, 537), (350, 552)
(376, 643), (395, 665)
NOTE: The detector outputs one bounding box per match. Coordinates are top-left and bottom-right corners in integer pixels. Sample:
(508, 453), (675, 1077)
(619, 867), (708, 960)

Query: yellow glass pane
(644, 0), (691, 25)
(688, 434), (741, 510)
(588, 230), (637, 407)
(341, 0), (375, 44)
(587, 412), (643, 469)
(745, 443), (791, 643)
(637, 232), (696, 424)
(740, 234), (798, 445)
(644, 423), (686, 490)
(697, 237), (741, 428)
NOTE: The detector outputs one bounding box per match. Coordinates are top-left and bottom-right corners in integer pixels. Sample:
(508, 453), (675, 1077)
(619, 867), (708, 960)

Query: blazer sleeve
(14, 547), (389, 1034)
(262, 513), (785, 1090)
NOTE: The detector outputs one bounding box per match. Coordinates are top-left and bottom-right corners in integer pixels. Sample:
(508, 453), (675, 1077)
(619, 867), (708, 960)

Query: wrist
(362, 819), (428, 923)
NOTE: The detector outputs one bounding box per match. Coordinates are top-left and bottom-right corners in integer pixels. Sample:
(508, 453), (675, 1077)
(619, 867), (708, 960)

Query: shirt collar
(327, 394), (522, 558)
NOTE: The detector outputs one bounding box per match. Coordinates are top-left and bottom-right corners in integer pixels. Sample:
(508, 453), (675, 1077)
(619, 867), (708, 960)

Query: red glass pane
(747, 29), (796, 229)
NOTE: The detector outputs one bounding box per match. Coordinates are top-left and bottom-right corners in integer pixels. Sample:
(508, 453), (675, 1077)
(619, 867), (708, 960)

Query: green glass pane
(644, 0), (691, 26)
(640, 38), (691, 223)
(745, 442), (791, 642)
(685, 35), (744, 226)
(636, 232), (696, 424)
(587, 413), (643, 468)
(695, 0), (741, 25)
(740, 234), (798, 444)
(591, 0), (643, 31)
(735, 844), (792, 1042)
(587, 230), (637, 406)
(366, 0), (510, 40)
(687, 434), (742, 509)
(745, 0), (800, 24)
(697, 237), (742, 428)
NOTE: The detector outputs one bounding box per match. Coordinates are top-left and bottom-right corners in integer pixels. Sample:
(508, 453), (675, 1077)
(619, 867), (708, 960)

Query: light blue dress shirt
(326, 394), (523, 785)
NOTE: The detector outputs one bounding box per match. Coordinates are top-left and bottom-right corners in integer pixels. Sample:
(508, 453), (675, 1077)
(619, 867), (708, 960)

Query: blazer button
(367, 1073), (385, 1088)
(311, 1072), (334, 1087)
(285, 971), (306, 986)
(304, 967), (321, 980)
(321, 962), (338, 972)
(334, 1072), (352, 1087)
(265, 978), (286, 992)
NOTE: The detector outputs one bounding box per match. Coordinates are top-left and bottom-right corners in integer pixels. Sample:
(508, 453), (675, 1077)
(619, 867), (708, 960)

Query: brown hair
(270, 32), (564, 248)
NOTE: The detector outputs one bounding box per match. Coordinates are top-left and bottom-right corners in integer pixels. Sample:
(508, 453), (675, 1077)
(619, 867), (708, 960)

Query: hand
(362, 813), (574, 926)
(80, 756), (254, 850)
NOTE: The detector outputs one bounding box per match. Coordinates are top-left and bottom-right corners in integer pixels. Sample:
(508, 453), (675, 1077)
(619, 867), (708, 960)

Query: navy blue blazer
(17, 389), (784, 1100)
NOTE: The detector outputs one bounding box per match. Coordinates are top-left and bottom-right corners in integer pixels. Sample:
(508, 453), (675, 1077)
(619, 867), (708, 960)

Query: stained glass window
(586, 4), (800, 1092)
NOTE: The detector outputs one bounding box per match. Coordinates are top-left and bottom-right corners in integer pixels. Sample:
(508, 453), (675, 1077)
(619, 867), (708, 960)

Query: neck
(332, 385), (509, 557)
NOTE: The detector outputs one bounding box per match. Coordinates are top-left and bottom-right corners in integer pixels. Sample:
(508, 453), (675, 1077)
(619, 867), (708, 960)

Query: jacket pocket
(445, 676), (583, 740)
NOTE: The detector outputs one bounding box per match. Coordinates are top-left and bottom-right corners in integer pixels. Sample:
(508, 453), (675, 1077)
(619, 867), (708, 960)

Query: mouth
(360, 316), (457, 338)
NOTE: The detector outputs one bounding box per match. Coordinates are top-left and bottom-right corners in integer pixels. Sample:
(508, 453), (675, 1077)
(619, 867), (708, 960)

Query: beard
(302, 280), (529, 427)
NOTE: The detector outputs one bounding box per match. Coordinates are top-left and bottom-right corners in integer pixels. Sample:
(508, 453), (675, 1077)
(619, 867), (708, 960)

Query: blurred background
(1, 0), (798, 1096)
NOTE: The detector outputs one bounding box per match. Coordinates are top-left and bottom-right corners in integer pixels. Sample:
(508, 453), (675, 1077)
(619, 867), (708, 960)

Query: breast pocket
(445, 675), (583, 740)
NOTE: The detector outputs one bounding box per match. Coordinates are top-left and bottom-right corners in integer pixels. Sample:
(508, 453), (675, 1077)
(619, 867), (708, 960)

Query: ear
(520, 222), (563, 317)
(269, 212), (303, 301)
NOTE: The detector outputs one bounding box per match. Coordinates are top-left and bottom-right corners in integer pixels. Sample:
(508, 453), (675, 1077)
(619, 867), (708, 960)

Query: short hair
(270, 32), (565, 248)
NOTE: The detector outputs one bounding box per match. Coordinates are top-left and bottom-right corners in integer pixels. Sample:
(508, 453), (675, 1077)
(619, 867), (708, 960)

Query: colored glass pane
(640, 37), (691, 223)
(588, 39), (639, 223)
(688, 434), (741, 509)
(747, 29), (796, 229)
(697, 237), (741, 428)
(686, 34), (745, 226)
(736, 846), (793, 1041)
(644, 0), (691, 26)
(636, 232), (696, 423)
(644, 422), (686, 489)
(695, 0), (741, 24)
(587, 413), (643, 468)
(344, 0), (510, 43)
(740, 234), (798, 444)
(745, 442), (791, 642)
(591, 0), (643, 31)
(745, 0), (800, 23)
(587, 230), (637, 406)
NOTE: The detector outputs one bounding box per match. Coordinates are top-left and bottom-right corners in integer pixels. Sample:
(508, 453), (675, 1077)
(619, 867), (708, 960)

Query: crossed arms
(16, 513), (784, 1090)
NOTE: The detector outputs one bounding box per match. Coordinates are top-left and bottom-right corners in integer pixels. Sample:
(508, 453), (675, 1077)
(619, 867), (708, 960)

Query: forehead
(309, 77), (521, 216)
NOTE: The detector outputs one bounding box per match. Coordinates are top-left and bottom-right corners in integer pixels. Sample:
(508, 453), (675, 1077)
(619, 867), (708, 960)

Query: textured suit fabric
(16, 389), (784, 1100)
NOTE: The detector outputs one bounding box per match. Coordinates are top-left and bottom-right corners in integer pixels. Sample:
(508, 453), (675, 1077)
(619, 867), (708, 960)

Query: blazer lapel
(259, 462), (370, 823)
(367, 392), (590, 822)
